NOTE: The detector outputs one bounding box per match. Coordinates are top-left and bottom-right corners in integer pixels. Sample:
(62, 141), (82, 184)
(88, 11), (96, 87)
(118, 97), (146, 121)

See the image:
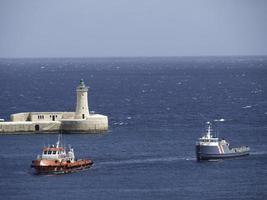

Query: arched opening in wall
(52, 116), (55, 121)
(35, 125), (40, 131)
(82, 114), (85, 119)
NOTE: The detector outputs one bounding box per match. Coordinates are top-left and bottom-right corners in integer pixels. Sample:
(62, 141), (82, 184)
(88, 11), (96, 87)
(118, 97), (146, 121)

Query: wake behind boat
(31, 135), (93, 174)
(196, 122), (250, 161)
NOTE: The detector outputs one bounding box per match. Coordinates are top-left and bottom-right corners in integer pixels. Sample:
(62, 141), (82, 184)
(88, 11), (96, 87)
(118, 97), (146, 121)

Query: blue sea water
(0, 56), (266, 200)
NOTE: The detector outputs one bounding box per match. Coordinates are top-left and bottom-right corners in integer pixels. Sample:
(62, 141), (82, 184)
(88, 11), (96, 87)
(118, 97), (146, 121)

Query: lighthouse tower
(75, 79), (90, 119)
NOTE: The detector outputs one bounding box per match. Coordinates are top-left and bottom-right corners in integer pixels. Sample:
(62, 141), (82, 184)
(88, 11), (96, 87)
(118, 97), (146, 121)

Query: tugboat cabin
(41, 146), (66, 160)
(198, 122), (220, 145)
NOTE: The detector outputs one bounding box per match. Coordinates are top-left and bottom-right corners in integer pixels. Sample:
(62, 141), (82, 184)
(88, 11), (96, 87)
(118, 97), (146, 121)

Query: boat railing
(199, 138), (219, 143)
(232, 146), (250, 152)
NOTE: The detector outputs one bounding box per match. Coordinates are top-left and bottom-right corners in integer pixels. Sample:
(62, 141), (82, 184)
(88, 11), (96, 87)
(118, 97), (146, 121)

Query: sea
(0, 56), (266, 200)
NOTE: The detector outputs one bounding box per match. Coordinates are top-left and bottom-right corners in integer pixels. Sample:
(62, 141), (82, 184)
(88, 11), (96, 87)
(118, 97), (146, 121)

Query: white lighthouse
(75, 79), (90, 119)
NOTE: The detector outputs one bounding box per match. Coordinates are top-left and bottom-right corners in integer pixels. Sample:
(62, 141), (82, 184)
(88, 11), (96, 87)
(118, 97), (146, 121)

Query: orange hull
(31, 159), (93, 174)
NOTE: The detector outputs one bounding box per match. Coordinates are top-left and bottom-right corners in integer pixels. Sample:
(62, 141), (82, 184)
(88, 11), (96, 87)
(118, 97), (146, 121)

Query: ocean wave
(85, 188), (181, 193)
(250, 151), (267, 155)
(113, 122), (127, 126)
(242, 105), (252, 109)
(98, 156), (195, 166)
(214, 118), (225, 122)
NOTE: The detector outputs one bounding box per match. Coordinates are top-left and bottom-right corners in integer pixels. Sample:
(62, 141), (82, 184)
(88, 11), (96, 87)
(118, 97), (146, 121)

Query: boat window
(53, 151), (56, 154)
(44, 151), (47, 154)
(48, 151), (52, 154)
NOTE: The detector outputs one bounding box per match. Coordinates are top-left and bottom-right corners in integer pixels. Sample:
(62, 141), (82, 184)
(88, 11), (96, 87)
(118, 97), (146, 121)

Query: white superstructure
(197, 122), (219, 146)
(38, 135), (75, 162)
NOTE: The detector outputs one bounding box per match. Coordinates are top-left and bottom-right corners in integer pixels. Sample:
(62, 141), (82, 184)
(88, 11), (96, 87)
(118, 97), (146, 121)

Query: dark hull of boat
(196, 145), (250, 161)
(31, 159), (93, 175)
(196, 151), (250, 161)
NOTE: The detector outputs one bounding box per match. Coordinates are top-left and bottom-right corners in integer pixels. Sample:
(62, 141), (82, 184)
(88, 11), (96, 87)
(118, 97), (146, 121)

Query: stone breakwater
(0, 80), (108, 134)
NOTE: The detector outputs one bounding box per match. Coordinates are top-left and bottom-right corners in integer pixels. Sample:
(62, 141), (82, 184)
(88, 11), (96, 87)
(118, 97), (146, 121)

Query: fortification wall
(30, 112), (63, 121)
(1, 112), (107, 134)
(29, 112), (75, 121)
(61, 114), (108, 133)
(62, 112), (75, 119)
(0, 121), (61, 133)
(36, 121), (62, 132)
(10, 112), (75, 122)
(11, 113), (30, 122)
(0, 122), (34, 133)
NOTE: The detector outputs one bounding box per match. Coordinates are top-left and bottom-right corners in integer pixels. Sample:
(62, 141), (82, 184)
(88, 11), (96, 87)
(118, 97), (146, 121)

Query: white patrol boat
(196, 122), (250, 161)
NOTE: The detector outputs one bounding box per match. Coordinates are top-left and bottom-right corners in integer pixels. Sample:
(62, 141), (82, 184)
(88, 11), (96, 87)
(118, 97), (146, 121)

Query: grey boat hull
(196, 144), (250, 161)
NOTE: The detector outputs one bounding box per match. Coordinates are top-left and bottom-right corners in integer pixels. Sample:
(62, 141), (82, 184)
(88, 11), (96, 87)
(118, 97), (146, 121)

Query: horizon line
(0, 54), (267, 60)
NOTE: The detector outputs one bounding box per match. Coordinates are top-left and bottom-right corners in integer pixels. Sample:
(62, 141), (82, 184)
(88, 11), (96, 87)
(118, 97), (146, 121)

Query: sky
(0, 0), (267, 58)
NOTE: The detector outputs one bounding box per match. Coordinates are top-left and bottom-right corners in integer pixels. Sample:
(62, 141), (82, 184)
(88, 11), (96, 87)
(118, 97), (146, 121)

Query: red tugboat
(31, 136), (93, 174)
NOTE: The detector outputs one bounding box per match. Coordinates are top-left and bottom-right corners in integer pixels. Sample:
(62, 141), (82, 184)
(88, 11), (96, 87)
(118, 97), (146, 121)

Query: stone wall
(0, 122), (34, 133)
(30, 112), (64, 122)
(11, 113), (30, 122)
(1, 112), (108, 134)
(0, 121), (61, 133)
(62, 112), (75, 119)
(61, 114), (108, 133)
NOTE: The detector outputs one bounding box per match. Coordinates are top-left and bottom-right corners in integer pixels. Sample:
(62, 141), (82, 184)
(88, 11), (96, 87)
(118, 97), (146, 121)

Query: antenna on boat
(199, 113), (210, 137)
(206, 121), (212, 138)
(56, 134), (60, 148)
(212, 119), (221, 138)
(57, 128), (63, 147)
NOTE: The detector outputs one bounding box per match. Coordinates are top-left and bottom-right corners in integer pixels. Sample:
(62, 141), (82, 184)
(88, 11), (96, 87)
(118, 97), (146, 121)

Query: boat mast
(206, 121), (212, 138)
(57, 132), (63, 148)
(56, 135), (60, 148)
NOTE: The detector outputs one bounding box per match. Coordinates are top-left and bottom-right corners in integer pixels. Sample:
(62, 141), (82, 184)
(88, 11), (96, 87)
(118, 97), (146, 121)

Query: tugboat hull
(196, 122), (250, 161)
(196, 145), (250, 161)
(31, 159), (93, 174)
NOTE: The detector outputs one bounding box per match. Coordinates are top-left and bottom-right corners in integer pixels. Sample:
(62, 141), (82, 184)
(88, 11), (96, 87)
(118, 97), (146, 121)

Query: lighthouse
(75, 79), (90, 119)
(0, 79), (108, 133)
